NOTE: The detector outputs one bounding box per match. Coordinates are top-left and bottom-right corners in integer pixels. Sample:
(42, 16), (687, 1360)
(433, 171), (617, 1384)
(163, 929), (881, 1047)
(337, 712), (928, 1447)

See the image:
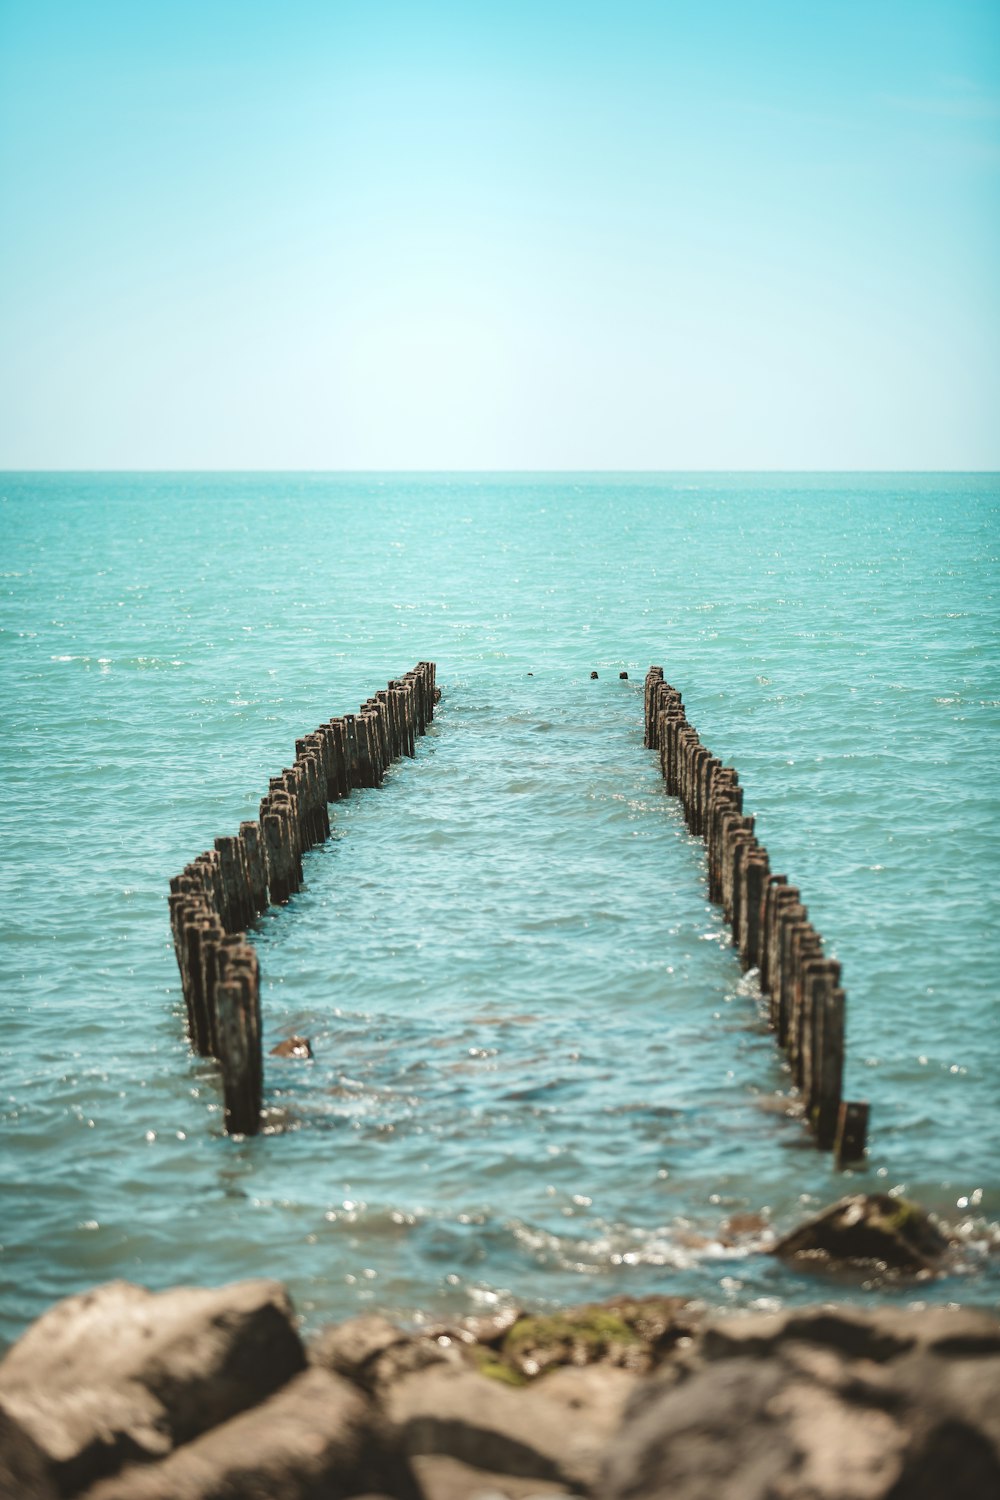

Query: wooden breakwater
(167, 662), (438, 1137)
(644, 667), (868, 1165)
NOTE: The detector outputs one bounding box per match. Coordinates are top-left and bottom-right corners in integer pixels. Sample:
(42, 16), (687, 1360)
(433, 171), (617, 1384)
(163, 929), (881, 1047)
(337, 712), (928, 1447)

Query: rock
(310, 1315), (411, 1388)
(771, 1193), (952, 1273)
(0, 1405), (59, 1500)
(498, 1297), (696, 1379)
(603, 1357), (805, 1499)
(700, 1304), (915, 1364)
(412, 1452), (578, 1498)
(718, 1210), (769, 1245)
(79, 1366), (421, 1500)
(699, 1304), (1000, 1372)
(270, 1036), (313, 1059)
(385, 1360), (636, 1494)
(312, 1315), (463, 1397)
(0, 1279), (305, 1494)
(619, 672), (628, 680)
(457, 1308), (523, 1348)
(602, 1330), (1000, 1500)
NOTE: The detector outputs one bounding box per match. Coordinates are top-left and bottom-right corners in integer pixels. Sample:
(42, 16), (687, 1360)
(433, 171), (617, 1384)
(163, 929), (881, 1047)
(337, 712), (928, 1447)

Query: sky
(0, 0), (997, 470)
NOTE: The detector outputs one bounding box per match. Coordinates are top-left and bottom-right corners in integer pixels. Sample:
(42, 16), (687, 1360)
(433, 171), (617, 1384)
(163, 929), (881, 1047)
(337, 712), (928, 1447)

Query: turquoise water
(1, 472), (997, 1351)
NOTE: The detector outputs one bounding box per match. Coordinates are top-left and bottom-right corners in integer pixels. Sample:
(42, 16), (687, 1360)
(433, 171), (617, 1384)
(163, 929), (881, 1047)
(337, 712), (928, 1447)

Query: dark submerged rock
(772, 1193), (953, 1273)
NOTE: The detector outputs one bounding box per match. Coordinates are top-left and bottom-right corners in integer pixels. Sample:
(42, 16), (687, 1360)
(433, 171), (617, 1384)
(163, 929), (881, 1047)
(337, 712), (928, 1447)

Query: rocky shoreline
(1, 1197), (998, 1500)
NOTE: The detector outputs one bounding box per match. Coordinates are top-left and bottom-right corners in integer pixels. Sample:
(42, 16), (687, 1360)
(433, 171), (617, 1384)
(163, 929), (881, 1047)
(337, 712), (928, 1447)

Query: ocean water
(0, 471), (997, 1352)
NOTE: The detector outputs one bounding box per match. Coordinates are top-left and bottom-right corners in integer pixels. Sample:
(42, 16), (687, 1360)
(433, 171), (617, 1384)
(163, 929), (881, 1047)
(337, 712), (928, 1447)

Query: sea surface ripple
(0, 471), (997, 1348)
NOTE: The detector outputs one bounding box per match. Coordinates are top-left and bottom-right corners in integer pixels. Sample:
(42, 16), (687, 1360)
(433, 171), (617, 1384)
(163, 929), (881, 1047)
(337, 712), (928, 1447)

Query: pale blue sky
(1, 0), (997, 468)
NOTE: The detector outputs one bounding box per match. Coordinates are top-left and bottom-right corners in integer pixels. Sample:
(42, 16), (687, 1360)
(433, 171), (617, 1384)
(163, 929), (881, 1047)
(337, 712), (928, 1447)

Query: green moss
(471, 1348), (528, 1386)
(505, 1307), (641, 1354)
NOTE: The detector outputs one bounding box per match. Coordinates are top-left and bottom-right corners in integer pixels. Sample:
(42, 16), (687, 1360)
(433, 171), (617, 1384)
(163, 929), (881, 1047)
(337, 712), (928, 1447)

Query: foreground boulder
(601, 1338), (1000, 1499)
(0, 1279), (305, 1494)
(772, 1193), (952, 1273)
(78, 1367), (421, 1500)
(385, 1360), (635, 1494)
(3, 1274), (999, 1500)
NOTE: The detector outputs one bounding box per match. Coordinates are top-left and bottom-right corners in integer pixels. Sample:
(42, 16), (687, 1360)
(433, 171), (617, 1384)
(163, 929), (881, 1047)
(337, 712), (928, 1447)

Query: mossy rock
(772, 1193), (952, 1273)
(469, 1347), (529, 1386)
(496, 1296), (694, 1379)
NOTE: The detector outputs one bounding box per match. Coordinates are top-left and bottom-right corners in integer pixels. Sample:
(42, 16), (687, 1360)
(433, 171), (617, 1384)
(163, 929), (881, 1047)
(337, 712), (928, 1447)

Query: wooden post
(774, 903), (807, 1048)
(739, 850), (770, 970)
(197, 914), (225, 1059)
(352, 713), (373, 787)
(239, 821), (269, 915)
(727, 830), (758, 942)
(362, 709), (386, 785)
(214, 962), (261, 1135)
(342, 714), (360, 788)
(393, 683), (416, 757)
(644, 666), (664, 747)
(813, 975), (845, 1148)
(788, 925), (824, 1087)
(835, 1100), (869, 1165)
(328, 719), (349, 798)
(261, 810), (291, 903)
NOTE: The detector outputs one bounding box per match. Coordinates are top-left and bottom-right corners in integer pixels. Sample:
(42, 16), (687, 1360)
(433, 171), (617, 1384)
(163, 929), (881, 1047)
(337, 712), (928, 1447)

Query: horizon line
(2, 467), (999, 477)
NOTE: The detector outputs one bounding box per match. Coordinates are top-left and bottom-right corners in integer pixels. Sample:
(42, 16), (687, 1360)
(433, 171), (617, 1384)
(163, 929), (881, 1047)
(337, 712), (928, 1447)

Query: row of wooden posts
(167, 662), (439, 1137)
(643, 667), (868, 1165)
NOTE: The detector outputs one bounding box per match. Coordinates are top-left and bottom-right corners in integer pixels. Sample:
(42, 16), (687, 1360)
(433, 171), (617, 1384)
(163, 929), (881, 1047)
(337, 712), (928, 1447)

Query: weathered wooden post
(644, 666), (664, 747)
(814, 976), (845, 1149)
(835, 1100), (869, 1165)
(214, 940), (261, 1136)
(739, 849), (770, 970)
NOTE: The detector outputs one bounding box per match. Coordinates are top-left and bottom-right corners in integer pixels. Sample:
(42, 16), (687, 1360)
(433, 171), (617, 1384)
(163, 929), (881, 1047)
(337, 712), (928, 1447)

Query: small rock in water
(270, 1036), (313, 1060)
(590, 670), (599, 679)
(772, 1193), (952, 1273)
(619, 671), (629, 679)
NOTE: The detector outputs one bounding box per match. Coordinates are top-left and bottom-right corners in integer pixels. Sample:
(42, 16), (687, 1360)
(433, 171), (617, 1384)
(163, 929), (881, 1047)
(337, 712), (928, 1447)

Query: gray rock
(602, 1354), (908, 1500)
(700, 1304), (915, 1364)
(386, 1361), (637, 1494)
(602, 1331), (1000, 1500)
(311, 1315), (462, 1396)
(78, 1366), (421, 1500)
(0, 1279), (305, 1494)
(772, 1193), (952, 1273)
(412, 1452), (578, 1499)
(310, 1315), (411, 1388)
(701, 1303), (1000, 1367)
